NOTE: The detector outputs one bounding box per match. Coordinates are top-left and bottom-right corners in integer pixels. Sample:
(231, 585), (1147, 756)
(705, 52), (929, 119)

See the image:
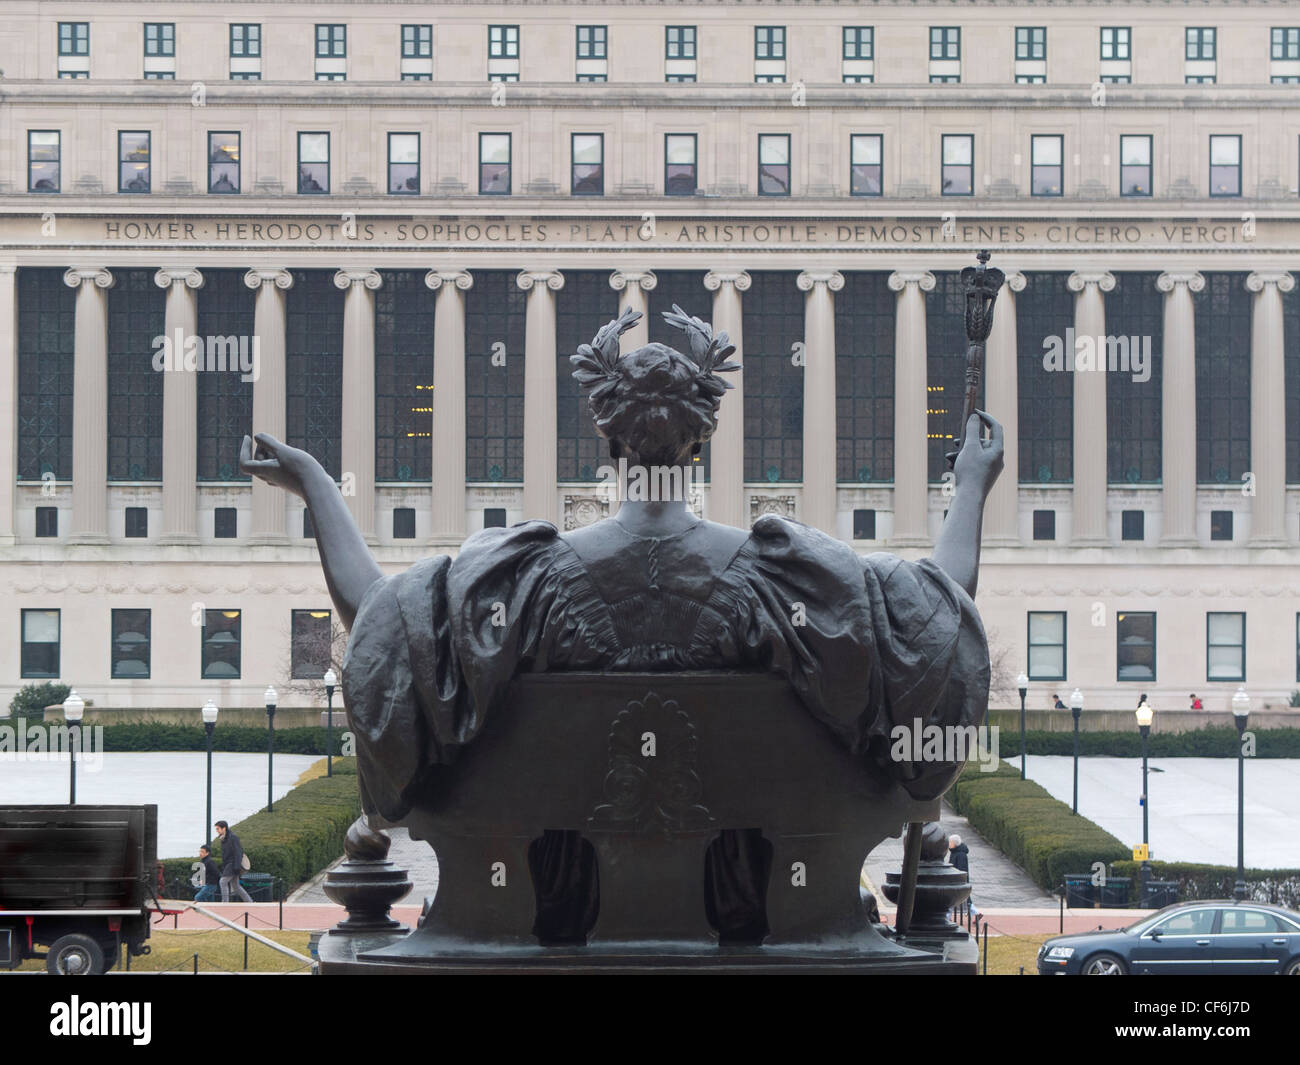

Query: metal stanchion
(243, 911), (250, 970)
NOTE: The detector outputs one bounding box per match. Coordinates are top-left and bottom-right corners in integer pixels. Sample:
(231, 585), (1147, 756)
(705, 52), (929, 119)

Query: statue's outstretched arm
(929, 411), (1003, 599)
(240, 433), (383, 630)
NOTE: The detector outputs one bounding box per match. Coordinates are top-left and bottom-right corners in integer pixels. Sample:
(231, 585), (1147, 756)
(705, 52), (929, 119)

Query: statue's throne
(319, 671), (973, 973)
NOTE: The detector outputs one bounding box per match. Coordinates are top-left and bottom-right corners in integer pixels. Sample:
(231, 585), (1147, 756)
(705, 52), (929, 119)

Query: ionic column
(1067, 271), (1115, 545)
(334, 269), (382, 542)
(518, 270), (564, 525)
(1156, 271), (1204, 546)
(243, 268), (293, 542)
(984, 271), (1025, 545)
(426, 270), (472, 542)
(0, 265), (17, 544)
(888, 270), (935, 546)
(1246, 270), (1296, 545)
(797, 270), (844, 536)
(154, 267), (204, 543)
(703, 270), (750, 529)
(609, 270), (657, 351)
(64, 267), (114, 543)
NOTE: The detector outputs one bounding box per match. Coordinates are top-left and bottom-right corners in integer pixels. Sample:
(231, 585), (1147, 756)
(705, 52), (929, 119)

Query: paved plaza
(1005, 756), (1300, 868)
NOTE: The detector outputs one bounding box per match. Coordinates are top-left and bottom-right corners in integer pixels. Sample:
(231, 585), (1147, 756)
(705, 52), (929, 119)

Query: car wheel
(1081, 952), (1127, 976)
(45, 933), (105, 975)
(1283, 957), (1300, 975)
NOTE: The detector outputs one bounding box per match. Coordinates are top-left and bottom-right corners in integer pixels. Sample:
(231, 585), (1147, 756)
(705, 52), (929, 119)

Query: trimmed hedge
(96, 724), (343, 754)
(948, 761), (1129, 895)
(996, 727), (1300, 759)
(160, 758), (360, 895)
(1110, 860), (1300, 909)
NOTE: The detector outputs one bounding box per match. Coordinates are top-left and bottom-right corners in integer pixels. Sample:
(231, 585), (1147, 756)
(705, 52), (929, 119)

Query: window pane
(1121, 136), (1150, 166)
(943, 136), (971, 164)
(24, 609), (59, 642)
(1028, 645), (1064, 677)
(1208, 612), (1243, 643)
(572, 134), (602, 164)
(299, 133), (329, 163)
(666, 135), (695, 164)
(389, 133), (418, 163)
(1030, 612), (1065, 644)
(759, 136), (789, 164)
(1032, 137), (1062, 165)
(481, 134), (510, 163)
(1210, 136), (1239, 165)
(851, 135), (881, 165)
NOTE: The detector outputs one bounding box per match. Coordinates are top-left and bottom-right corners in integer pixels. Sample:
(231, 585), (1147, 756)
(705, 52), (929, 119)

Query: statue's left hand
(953, 410), (1004, 497)
(239, 432), (315, 499)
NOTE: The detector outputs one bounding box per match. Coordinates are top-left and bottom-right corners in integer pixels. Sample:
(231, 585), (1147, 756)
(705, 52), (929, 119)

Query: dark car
(1037, 900), (1300, 975)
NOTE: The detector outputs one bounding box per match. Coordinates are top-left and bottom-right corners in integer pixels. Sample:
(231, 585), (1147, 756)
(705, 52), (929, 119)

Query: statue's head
(570, 306), (739, 465)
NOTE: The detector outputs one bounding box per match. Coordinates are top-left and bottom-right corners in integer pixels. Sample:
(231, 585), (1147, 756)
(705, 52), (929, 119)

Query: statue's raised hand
(239, 432), (315, 499)
(952, 410), (1003, 498)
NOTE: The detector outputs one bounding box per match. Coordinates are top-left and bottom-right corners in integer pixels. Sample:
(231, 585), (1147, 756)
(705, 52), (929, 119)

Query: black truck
(0, 804), (165, 974)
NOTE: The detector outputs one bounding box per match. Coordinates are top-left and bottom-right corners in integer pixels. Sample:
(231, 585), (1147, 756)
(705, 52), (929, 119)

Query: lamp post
(323, 668), (338, 778)
(265, 686), (278, 813)
(1136, 700), (1153, 899)
(1069, 688), (1084, 814)
(1016, 672), (1029, 780)
(62, 689), (84, 804)
(201, 699), (218, 845)
(1231, 686), (1251, 901)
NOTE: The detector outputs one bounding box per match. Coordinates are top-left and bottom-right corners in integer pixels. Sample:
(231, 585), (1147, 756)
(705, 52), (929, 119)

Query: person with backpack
(214, 820), (253, 903)
(194, 844), (222, 902)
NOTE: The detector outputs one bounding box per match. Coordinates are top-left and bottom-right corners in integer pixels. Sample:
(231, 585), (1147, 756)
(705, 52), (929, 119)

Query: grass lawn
(19, 929), (316, 973)
(980, 929), (1052, 975)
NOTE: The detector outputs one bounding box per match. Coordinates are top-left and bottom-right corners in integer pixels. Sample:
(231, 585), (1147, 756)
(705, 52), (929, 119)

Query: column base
(68, 532), (110, 545)
(1069, 535), (1111, 548)
(158, 532), (200, 546)
(1158, 534), (1199, 548)
(245, 533), (291, 547)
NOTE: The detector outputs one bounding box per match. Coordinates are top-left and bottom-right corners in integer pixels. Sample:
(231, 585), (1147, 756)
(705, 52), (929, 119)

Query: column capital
(1156, 270), (1206, 293)
(63, 267), (114, 290)
(1246, 270), (1296, 294)
(1067, 271), (1115, 293)
(153, 267), (204, 291)
(516, 269), (564, 292)
(243, 268), (293, 291)
(796, 270), (845, 292)
(609, 269), (657, 292)
(887, 270), (935, 292)
(704, 270), (751, 292)
(333, 269), (382, 292)
(1004, 271), (1027, 293)
(425, 269), (473, 292)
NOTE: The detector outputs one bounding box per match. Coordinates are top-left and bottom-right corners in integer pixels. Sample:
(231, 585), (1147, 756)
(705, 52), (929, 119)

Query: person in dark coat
(195, 844), (222, 902)
(214, 820), (252, 903)
(948, 833), (977, 920)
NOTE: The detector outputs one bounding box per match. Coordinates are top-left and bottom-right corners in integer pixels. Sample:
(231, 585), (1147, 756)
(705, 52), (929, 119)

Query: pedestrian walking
(1189, 693), (1203, 709)
(194, 844), (221, 902)
(948, 833), (977, 921)
(1053, 693), (1066, 710)
(213, 820), (253, 903)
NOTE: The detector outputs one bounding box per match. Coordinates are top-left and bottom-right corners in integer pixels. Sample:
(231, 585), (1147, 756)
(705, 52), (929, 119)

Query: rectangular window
(28, 131), (60, 193)
(758, 134), (791, 196)
(144, 23), (175, 57)
(1016, 75), (1046, 84)
(291, 609), (332, 679)
(393, 507), (416, 539)
(387, 133), (420, 195)
(201, 608), (241, 679)
(1032, 509), (1056, 540)
(850, 134), (883, 196)
(214, 507), (237, 538)
(666, 26), (696, 59)
(852, 508), (876, 540)
(1120, 135), (1152, 196)
(665, 133), (697, 196)
(1210, 509), (1234, 540)
(208, 132), (240, 194)
(1027, 611), (1066, 681)
(143, 72), (176, 81)
(930, 26), (960, 60)
(21, 609), (60, 678)
(1117, 611), (1156, 682)
(1273, 27), (1300, 60)
(402, 24), (431, 58)
(231, 23), (261, 57)
(1101, 26), (1131, 60)
(755, 27), (786, 59)
(1016, 26), (1046, 60)
(297, 132), (329, 194)
(1207, 612), (1245, 681)
(1186, 27), (1216, 60)
(489, 25), (519, 59)
(125, 506), (148, 538)
(479, 133), (511, 195)
(1031, 135), (1063, 196)
(941, 134), (973, 195)
(316, 24), (346, 57)
(1121, 510), (1145, 541)
(571, 133), (604, 196)
(1101, 75), (1131, 84)
(35, 506), (59, 537)
(929, 75), (960, 84)
(58, 22), (89, 56)
(117, 131), (151, 194)
(111, 608), (151, 679)
(484, 508), (507, 528)
(1209, 134), (1241, 197)
(843, 27), (873, 60)
(577, 25), (607, 59)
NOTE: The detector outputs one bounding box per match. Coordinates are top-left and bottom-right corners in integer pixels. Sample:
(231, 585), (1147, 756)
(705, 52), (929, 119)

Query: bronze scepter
(945, 249), (1005, 469)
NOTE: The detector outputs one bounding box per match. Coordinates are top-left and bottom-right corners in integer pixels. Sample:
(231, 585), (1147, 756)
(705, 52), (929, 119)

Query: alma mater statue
(240, 293), (1004, 955)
